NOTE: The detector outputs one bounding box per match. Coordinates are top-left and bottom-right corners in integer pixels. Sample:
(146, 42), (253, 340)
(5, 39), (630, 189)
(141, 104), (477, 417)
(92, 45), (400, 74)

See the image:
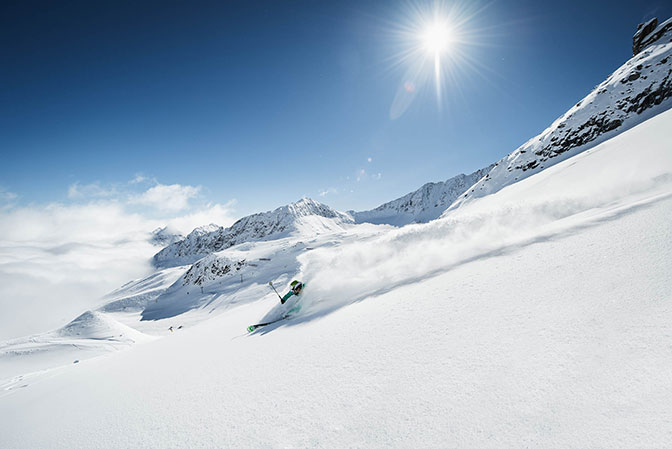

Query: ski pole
(269, 281), (283, 301)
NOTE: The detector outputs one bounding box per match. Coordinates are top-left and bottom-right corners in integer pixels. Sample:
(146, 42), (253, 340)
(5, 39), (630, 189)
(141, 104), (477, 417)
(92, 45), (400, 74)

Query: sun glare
(387, 1), (487, 119)
(422, 21), (453, 55)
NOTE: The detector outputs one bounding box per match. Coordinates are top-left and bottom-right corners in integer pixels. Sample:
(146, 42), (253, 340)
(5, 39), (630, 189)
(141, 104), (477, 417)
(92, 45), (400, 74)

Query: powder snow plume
(297, 111), (672, 321)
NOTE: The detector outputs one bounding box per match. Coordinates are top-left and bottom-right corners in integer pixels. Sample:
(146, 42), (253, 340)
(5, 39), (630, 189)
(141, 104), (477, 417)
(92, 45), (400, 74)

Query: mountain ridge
(152, 198), (353, 268)
(350, 165), (494, 226)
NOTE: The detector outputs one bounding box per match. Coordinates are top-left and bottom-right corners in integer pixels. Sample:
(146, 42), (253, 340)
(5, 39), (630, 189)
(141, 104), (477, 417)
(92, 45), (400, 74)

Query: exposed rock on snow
(350, 165), (494, 226)
(633, 17), (672, 55)
(182, 255), (247, 286)
(448, 18), (672, 212)
(153, 198), (352, 268)
(149, 226), (185, 247)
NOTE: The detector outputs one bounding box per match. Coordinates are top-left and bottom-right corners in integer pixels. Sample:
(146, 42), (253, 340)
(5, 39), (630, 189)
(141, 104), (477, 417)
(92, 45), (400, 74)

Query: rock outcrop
(633, 17), (672, 55)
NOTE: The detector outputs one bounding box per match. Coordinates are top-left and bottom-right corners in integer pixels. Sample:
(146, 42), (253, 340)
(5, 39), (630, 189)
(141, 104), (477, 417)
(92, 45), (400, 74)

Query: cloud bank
(0, 180), (236, 340)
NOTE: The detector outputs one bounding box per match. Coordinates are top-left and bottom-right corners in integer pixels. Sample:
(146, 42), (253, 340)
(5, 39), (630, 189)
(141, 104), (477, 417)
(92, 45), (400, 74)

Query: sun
(386, 0), (488, 119)
(421, 20), (454, 55)
(419, 18), (455, 101)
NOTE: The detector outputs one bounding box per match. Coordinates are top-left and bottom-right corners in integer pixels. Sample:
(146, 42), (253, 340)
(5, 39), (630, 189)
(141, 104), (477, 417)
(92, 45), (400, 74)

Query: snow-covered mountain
(448, 17), (672, 211)
(350, 165), (494, 226)
(149, 226), (185, 247)
(153, 198), (353, 267)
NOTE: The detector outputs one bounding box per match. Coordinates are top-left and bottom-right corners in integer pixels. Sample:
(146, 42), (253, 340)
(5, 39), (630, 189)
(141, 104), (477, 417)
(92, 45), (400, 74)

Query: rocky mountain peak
(633, 17), (672, 55)
(149, 226), (186, 247)
(152, 198), (351, 268)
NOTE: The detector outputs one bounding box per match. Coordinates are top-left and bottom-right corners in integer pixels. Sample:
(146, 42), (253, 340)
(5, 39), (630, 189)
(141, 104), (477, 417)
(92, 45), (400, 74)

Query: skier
(280, 280), (304, 304)
(247, 280), (306, 332)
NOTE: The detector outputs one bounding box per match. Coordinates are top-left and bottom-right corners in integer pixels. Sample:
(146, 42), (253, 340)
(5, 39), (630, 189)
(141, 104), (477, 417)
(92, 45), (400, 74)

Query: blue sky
(2, 0), (671, 218)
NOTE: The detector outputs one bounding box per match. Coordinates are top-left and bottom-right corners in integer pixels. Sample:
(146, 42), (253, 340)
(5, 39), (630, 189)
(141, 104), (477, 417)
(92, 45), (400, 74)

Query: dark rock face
(620, 68), (672, 114)
(633, 17), (672, 55)
(182, 257), (246, 286)
(634, 18), (659, 55)
(529, 112), (625, 163)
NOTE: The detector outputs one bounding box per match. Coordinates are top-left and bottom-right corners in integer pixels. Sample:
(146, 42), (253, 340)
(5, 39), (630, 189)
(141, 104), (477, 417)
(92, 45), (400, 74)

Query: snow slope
(0, 210), (360, 382)
(142, 232), (353, 321)
(449, 17), (672, 211)
(350, 165), (493, 226)
(0, 102), (670, 449)
(153, 198), (353, 267)
(0, 311), (155, 382)
(0, 266), (189, 382)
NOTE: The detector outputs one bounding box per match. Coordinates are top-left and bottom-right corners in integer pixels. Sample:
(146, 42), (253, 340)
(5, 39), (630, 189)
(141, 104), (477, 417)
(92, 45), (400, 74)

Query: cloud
(0, 182), (237, 340)
(67, 179), (201, 213)
(130, 183), (201, 212)
(67, 182), (118, 199)
(165, 201), (237, 232)
(130, 174), (149, 184)
(367, 157), (373, 163)
(0, 188), (18, 203)
(0, 202), (156, 339)
(1, 186), (19, 208)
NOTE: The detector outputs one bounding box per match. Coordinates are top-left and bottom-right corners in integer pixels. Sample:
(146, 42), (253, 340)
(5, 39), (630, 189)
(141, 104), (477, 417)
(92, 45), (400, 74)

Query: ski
(247, 314), (291, 333)
(247, 302), (303, 332)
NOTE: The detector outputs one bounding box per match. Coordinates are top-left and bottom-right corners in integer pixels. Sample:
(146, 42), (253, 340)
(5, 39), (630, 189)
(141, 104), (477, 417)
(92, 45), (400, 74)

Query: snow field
(0, 188), (670, 448)
(0, 109), (671, 448)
